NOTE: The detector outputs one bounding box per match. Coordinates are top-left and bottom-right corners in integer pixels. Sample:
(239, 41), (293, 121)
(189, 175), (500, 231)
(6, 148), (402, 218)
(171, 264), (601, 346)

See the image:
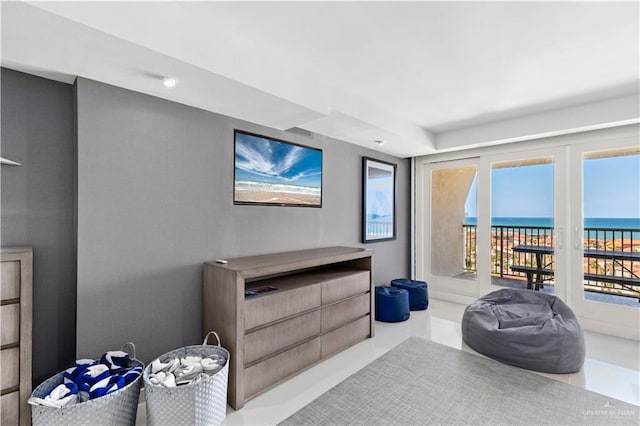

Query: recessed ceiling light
(375, 140), (385, 146)
(162, 77), (176, 88)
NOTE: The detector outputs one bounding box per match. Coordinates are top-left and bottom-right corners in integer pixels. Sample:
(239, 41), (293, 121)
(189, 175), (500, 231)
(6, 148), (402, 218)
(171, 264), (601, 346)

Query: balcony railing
(463, 224), (640, 300)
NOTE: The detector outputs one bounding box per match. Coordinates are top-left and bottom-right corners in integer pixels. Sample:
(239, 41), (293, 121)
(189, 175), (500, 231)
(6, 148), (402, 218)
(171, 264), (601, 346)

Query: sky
(583, 154), (640, 218)
(235, 132), (322, 188)
(465, 154), (640, 218)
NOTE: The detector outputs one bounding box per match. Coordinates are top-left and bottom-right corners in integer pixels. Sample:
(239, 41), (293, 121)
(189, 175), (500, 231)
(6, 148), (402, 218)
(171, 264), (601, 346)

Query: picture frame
(234, 130), (323, 207)
(362, 157), (397, 243)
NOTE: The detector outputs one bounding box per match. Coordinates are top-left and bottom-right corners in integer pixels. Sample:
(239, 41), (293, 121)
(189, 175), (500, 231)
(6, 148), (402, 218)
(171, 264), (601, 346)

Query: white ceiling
(2, 1), (639, 157)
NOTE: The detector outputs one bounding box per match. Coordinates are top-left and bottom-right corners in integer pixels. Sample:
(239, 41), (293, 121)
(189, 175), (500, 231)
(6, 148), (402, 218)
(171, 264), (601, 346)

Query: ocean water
(463, 217), (640, 239)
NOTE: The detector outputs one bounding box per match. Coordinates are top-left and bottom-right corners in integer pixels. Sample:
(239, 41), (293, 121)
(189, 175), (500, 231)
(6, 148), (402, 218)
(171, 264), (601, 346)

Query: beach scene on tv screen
(235, 132), (322, 206)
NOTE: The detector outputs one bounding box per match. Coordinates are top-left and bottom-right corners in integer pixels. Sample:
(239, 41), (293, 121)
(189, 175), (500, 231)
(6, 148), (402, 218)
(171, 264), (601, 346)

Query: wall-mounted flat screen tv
(234, 130), (323, 207)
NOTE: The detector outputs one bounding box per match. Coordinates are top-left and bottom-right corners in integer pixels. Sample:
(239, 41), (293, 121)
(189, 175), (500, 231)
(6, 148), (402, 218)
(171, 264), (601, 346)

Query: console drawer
(321, 271), (369, 304)
(321, 315), (370, 358)
(245, 284), (321, 330)
(245, 311), (321, 364)
(321, 293), (369, 331)
(1, 347), (19, 390)
(244, 337), (321, 398)
(1, 303), (19, 346)
(1, 392), (19, 426)
(1, 261), (20, 300)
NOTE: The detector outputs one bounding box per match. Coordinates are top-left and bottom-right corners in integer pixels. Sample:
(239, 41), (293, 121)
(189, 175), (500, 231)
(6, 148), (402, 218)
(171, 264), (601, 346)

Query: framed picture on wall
(234, 130), (323, 207)
(362, 157), (397, 243)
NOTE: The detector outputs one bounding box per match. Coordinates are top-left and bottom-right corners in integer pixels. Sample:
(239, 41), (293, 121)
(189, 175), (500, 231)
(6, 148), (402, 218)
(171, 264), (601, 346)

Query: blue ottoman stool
(390, 278), (429, 310)
(375, 286), (410, 322)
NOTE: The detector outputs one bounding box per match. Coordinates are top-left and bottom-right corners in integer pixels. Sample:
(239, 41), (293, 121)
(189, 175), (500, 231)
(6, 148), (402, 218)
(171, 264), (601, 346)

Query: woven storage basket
(143, 331), (230, 426)
(30, 342), (143, 426)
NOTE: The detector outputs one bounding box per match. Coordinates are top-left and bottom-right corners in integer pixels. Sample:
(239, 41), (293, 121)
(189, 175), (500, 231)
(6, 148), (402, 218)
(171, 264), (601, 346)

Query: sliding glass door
(480, 148), (566, 297)
(416, 126), (639, 339)
(419, 150), (565, 300)
(570, 138), (640, 339)
(420, 159), (480, 298)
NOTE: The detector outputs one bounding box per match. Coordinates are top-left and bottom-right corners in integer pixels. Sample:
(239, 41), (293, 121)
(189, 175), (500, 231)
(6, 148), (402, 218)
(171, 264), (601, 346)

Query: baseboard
(580, 317), (640, 341)
(429, 291), (476, 306)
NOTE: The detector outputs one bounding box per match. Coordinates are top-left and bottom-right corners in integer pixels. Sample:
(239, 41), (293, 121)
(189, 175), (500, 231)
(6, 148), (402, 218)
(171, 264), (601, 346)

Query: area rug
(279, 337), (638, 425)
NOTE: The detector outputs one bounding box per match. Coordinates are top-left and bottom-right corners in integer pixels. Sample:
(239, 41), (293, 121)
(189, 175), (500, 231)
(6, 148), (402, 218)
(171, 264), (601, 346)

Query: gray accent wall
(76, 78), (410, 364)
(1, 68), (77, 386)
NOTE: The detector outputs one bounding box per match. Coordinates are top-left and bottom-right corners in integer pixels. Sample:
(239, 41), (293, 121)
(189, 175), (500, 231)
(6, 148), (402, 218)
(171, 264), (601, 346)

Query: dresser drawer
(245, 311), (321, 364)
(321, 315), (370, 358)
(245, 284), (321, 330)
(321, 271), (369, 304)
(1, 347), (19, 390)
(1, 391), (19, 426)
(322, 293), (370, 331)
(1, 248), (32, 425)
(1, 303), (20, 347)
(1, 261), (20, 301)
(244, 337), (321, 398)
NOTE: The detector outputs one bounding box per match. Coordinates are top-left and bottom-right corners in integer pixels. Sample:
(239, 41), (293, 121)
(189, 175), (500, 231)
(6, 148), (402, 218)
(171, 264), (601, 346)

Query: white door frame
(415, 124), (640, 340)
(477, 147), (568, 300)
(569, 135), (640, 340)
(416, 147), (566, 303)
(416, 157), (481, 304)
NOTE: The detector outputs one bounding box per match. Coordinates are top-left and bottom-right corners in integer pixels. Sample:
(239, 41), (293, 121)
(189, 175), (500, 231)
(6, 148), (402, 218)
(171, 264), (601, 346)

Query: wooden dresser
(1, 247), (33, 425)
(203, 246), (374, 409)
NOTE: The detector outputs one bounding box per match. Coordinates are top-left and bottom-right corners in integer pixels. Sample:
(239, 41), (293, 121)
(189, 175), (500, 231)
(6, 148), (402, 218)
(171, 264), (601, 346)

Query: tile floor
(137, 298), (640, 425)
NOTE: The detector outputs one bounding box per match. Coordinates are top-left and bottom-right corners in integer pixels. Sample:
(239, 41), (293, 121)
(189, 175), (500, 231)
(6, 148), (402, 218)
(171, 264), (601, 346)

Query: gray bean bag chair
(462, 288), (585, 373)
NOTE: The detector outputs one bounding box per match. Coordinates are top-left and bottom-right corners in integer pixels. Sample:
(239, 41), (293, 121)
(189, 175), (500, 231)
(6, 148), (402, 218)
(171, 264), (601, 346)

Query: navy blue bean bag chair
(462, 288), (585, 374)
(375, 286), (410, 322)
(391, 278), (429, 310)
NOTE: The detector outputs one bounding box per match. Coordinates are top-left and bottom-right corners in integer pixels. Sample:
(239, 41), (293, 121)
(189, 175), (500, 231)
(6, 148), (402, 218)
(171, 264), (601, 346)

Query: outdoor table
(511, 245), (554, 291)
(511, 246), (640, 300)
(583, 249), (640, 301)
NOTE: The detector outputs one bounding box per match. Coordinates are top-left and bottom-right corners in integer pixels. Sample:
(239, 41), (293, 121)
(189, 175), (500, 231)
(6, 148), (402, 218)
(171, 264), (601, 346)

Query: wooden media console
(203, 246), (374, 409)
